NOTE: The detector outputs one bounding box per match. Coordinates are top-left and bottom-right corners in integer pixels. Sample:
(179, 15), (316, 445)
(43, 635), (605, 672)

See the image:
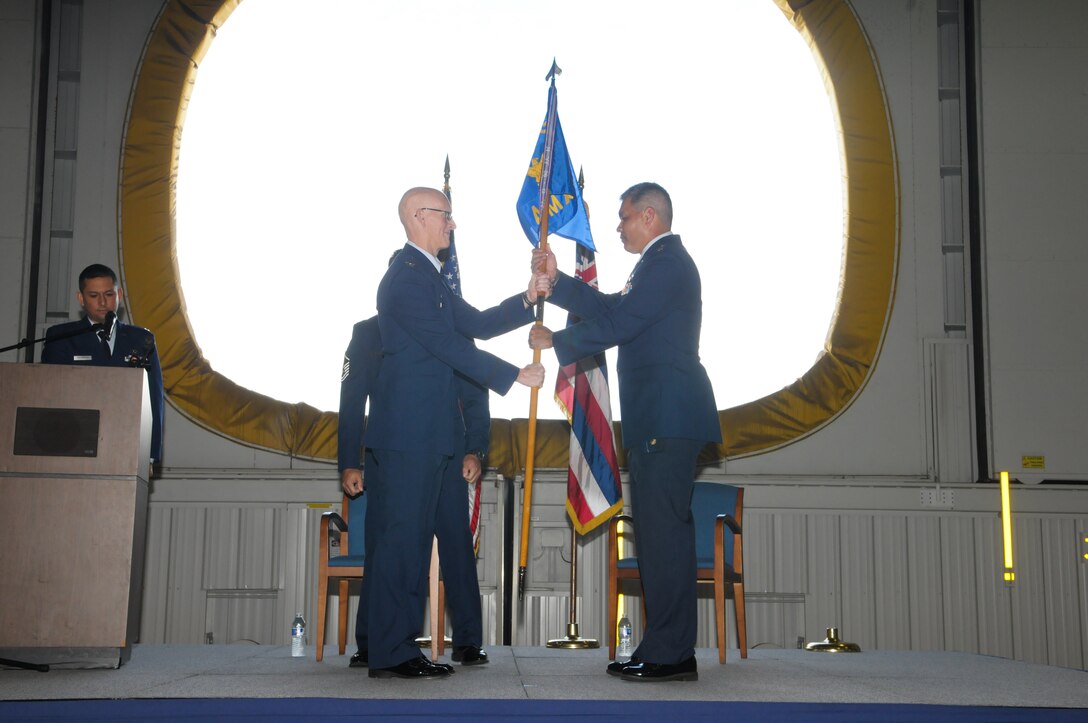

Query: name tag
(73, 355), (92, 361)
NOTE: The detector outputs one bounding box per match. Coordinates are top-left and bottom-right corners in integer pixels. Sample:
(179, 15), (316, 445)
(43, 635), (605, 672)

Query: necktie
(98, 328), (111, 358)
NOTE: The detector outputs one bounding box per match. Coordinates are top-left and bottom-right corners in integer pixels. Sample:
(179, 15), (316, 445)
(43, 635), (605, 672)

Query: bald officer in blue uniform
(529, 182), (721, 682)
(41, 263), (165, 465)
(338, 312), (492, 669)
(363, 186), (545, 679)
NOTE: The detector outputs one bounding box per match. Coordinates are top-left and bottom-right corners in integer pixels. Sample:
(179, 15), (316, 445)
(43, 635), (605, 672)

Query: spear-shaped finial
(578, 166), (589, 218)
(443, 154), (451, 197)
(546, 58), (562, 82)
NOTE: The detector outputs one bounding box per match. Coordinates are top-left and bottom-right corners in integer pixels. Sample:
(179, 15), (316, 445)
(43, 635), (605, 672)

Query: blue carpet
(0, 699), (1085, 722)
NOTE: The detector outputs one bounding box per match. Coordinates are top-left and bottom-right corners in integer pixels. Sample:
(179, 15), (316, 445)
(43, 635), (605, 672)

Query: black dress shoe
(368, 655), (451, 679)
(606, 656), (640, 677)
(619, 656), (698, 682)
(349, 650), (368, 668)
(451, 645), (489, 666)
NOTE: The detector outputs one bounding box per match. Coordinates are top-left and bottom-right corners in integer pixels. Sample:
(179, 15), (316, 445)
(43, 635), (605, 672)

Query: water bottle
(291, 613), (306, 657)
(617, 615), (633, 657)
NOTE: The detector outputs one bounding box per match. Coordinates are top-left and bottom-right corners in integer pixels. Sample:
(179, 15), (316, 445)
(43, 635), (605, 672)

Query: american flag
(441, 183), (483, 556)
(554, 243), (623, 534)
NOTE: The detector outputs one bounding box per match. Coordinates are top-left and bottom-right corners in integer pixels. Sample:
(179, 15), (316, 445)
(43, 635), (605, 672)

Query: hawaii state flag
(554, 242), (623, 534)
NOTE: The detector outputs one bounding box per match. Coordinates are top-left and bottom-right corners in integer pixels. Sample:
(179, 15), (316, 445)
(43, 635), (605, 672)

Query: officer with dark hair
(41, 263), (165, 465)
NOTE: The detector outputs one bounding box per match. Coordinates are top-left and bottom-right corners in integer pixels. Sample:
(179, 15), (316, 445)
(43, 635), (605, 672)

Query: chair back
(691, 482), (739, 570)
(345, 492), (367, 558)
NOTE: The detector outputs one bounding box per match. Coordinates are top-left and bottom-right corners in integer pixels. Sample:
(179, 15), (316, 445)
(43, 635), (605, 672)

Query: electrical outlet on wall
(920, 488), (955, 508)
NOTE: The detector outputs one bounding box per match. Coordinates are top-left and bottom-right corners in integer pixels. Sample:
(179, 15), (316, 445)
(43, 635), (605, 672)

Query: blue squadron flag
(516, 75), (595, 251)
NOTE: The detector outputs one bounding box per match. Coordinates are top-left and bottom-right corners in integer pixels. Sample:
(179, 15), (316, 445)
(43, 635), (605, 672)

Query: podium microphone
(102, 310), (117, 342)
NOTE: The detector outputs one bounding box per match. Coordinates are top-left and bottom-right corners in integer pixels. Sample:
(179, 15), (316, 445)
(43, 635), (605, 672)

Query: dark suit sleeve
(146, 339), (165, 464)
(40, 329), (61, 363)
(383, 268), (523, 394)
(547, 271), (620, 320)
(457, 367), (490, 456)
(338, 321), (378, 471)
(450, 292), (534, 340)
(551, 254), (685, 366)
(40, 322), (76, 364)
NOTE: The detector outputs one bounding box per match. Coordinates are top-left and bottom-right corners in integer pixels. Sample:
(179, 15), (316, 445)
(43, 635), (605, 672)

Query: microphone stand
(0, 320), (104, 356)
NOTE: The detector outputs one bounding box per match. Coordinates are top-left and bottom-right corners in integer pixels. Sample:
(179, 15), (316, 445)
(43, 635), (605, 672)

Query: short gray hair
(620, 182), (673, 228)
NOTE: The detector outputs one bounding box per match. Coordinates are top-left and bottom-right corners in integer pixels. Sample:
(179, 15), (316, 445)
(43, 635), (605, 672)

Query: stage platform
(2, 644), (1087, 713)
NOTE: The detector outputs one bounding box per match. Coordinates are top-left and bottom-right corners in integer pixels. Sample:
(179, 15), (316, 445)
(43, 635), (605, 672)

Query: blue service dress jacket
(547, 234), (721, 449)
(337, 315), (491, 470)
(365, 244), (533, 456)
(337, 312), (491, 652)
(40, 317), (166, 463)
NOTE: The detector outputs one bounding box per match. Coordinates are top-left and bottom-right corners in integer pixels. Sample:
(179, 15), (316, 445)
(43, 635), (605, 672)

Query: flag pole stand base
(414, 636), (452, 647)
(547, 623), (600, 649)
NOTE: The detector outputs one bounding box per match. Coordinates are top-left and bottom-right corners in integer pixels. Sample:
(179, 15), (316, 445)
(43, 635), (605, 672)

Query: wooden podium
(0, 362), (152, 668)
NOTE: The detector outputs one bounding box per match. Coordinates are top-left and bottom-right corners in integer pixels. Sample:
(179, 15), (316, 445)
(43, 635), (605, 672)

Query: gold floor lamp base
(546, 623), (600, 649)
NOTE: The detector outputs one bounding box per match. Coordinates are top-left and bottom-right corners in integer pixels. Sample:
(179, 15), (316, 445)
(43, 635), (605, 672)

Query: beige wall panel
(907, 516), (945, 650)
(805, 515), (841, 642)
(1009, 517), (1050, 664)
(873, 515), (911, 650)
(840, 515), (877, 649)
(973, 516), (1015, 659)
(1041, 517), (1086, 668)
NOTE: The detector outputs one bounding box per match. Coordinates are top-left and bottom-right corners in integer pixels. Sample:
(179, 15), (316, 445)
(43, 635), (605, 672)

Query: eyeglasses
(419, 207), (453, 221)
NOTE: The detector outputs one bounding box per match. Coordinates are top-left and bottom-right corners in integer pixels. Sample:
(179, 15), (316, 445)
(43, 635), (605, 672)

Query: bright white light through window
(176, 0), (843, 421)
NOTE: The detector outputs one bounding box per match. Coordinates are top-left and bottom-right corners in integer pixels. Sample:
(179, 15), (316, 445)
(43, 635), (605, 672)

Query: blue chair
(316, 493), (367, 662)
(315, 493), (447, 662)
(606, 481), (747, 664)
